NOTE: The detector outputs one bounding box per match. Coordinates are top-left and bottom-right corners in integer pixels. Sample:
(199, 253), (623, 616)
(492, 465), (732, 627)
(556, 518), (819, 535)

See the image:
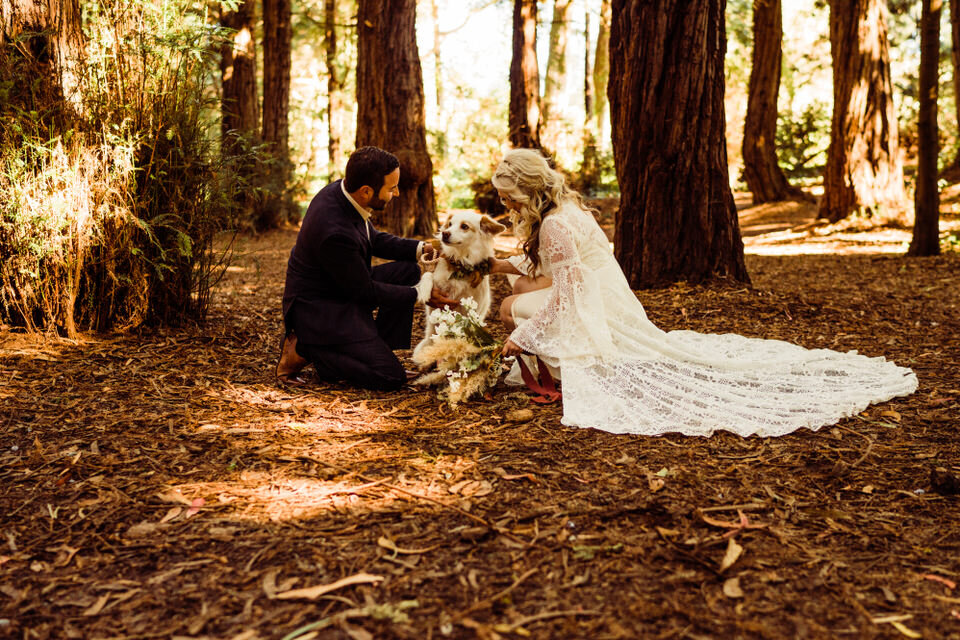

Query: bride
(488, 149), (918, 437)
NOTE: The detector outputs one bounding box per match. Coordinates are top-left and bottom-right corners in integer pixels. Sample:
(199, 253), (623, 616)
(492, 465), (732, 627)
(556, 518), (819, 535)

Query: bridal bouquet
(412, 297), (503, 407)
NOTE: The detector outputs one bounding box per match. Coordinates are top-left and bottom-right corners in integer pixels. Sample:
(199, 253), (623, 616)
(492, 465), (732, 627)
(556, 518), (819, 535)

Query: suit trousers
(295, 260), (420, 391)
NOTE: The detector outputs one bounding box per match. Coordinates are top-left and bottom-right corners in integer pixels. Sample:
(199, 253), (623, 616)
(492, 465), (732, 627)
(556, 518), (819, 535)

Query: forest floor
(2, 195), (960, 640)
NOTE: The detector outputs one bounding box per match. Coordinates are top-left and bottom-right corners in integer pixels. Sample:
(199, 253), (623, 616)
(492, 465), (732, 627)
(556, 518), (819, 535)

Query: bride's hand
(501, 339), (524, 358)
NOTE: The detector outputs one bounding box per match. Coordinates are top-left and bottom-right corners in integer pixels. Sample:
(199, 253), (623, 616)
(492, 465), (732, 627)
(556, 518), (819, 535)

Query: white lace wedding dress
(506, 202), (918, 437)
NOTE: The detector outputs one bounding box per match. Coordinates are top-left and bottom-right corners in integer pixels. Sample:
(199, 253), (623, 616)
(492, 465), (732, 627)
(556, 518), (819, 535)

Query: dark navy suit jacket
(282, 180), (420, 345)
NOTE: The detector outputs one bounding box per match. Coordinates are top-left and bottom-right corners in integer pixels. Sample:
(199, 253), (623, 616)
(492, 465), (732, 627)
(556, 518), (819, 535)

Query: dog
(413, 211), (506, 360)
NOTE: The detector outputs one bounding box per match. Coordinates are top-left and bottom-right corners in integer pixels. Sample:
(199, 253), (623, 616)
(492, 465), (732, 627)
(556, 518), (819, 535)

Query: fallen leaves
(921, 574), (957, 590)
(82, 594), (111, 617)
(719, 537), (743, 573)
(275, 573), (384, 601)
(2, 229), (959, 639)
(377, 536), (439, 556)
(448, 478), (494, 497)
(701, 509), (769, 539)
(722, 576), (744, 598)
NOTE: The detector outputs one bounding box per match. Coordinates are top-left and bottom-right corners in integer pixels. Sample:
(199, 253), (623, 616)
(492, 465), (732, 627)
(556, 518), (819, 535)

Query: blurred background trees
(1, 0), (955, 335)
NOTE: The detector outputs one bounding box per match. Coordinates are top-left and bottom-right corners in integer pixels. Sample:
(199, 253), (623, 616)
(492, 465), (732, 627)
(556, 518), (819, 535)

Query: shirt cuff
(416, 241), (424, 260)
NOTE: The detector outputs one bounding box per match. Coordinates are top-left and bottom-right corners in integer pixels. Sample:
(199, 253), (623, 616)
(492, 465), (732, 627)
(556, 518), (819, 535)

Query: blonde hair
(492, 148), (591, 273)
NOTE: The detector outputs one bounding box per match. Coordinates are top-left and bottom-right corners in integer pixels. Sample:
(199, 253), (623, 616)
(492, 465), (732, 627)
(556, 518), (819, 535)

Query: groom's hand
(421, 239), (441, 261)
(428, 288), (459, 308)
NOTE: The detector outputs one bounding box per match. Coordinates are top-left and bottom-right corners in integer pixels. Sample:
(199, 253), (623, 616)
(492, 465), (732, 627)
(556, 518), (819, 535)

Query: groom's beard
(368, 194), (389, 212)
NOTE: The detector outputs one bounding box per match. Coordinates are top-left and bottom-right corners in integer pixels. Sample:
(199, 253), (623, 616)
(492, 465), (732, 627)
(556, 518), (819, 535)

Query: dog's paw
(414, 272), (434, 305)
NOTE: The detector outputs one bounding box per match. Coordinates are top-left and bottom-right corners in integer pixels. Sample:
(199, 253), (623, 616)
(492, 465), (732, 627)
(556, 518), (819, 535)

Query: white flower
(461, 297), (478, 313)
(449, 379), (461, 393)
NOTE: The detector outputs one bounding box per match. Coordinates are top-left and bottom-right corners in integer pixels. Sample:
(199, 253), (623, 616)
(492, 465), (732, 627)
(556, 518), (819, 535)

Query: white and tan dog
(413, 211), (506, 359)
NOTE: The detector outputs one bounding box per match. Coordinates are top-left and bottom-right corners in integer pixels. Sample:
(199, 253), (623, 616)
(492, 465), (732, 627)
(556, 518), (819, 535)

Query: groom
(276, 146), (454, 390)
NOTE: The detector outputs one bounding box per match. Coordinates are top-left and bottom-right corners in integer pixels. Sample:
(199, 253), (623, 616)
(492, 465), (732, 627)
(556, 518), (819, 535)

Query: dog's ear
(480, 215), (507, 235)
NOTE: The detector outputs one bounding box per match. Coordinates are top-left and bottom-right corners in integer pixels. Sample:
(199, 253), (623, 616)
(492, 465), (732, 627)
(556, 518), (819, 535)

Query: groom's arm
(318, 235), (417, 309)
(369, 224), (421, 262)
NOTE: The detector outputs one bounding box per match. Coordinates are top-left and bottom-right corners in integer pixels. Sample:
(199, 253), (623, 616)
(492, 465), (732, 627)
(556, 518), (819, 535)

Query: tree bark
(509, 0), (540, 148)
(220, 0), (259, 156)
(261, 0), (295, 229)
(742, 0), (806, 204)
(909, 0), (942, 256)
(820, 0), (906, 223)
(593, 0), (611, 132)
(325, 0), (345, 177)
(356, 0), (436, 237)
(609, 0), (749, 288)
(1, 0), (84, 112)
(581, 4), (600, 190)
(431, 0), (442, 111)
(949, 0), (960, 167)
(542, 0), (571, 127)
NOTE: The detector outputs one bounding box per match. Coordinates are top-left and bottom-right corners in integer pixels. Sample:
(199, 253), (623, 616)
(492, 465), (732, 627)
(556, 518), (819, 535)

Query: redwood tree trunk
(909, 0), (942, 256)
(609, 0), (749, 288)
(1, 0), (84, 113)
(220, 0), (259, 156)
(509, 0), (540, 148)
(542, 0), (570, 127)
(820, 0), (906, 223)
(742, 0), (805, 203)
(949, 0), (960, 167)
(431, 0), (442, 111)
(261, 0), (294, 229)
(356, 0), (436, 237)
(325, 0), (344, 177)
(581, 5), (600, 189)
(593, 0), (611, 131)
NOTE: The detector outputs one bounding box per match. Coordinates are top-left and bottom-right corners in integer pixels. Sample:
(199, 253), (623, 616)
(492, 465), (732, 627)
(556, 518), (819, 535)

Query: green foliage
(942, 232), (960, 253)
(428, 83), (508, 210)
(775, 101), (831, 181)
(0, 0), (242, 335)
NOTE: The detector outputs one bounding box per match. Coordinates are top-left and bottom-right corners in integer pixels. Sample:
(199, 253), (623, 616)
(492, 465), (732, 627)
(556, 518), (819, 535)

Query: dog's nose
(441, 231), (451, 243)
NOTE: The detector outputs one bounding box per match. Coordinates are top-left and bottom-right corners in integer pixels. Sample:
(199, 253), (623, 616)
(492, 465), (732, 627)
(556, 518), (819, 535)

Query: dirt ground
(2, 197), (960, 640)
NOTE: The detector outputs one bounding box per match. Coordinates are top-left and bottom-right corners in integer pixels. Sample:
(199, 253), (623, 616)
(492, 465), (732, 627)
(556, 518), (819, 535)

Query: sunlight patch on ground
(743, 219), (960, 256)
(744, 230), (912, 255)
(168, 444), (486, 524)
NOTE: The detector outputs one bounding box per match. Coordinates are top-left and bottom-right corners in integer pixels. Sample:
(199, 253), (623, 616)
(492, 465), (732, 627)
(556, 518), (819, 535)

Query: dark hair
(343, 146), (400, 193)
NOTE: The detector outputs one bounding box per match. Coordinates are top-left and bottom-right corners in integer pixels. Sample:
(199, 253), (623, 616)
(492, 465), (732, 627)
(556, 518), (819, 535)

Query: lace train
(504, 203), (918, 437)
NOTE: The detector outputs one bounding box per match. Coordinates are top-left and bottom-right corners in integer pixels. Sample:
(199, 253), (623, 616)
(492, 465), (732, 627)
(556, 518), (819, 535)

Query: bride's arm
(490, 257), (523, 275)
(505, 218), (581, 354)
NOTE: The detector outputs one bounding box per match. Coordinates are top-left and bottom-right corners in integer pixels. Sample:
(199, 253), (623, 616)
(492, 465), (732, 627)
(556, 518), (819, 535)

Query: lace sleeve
(509, 216), (612, 359)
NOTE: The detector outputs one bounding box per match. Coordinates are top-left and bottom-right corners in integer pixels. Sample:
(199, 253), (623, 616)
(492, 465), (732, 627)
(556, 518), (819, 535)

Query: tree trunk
(325, 0), (344, 177)
(580, 4), (602, 191)
(581, 5), (600, 190)
(584, 6), (592, 118)
(949, 0), (960, 167)
(542, 0), (570, 127)
(909, 0), (942, 256)
(1, 0), (84, 114)
(593, 0), (611, 134)
(509, 0), (540, 148)
(261, 0), (294, 229)
(356, 0), (436, 237)
(431, 0), (442, 111)
(609, 0), (750, 288)
(742, 0), (805, 204)
(819, 0), (906, 223)
(220, 0), (259, 156)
